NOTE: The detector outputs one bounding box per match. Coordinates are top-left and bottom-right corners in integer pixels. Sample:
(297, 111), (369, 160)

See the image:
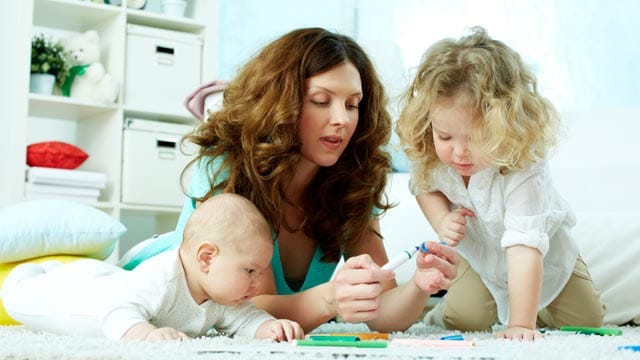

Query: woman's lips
(320, 136), (342, 150)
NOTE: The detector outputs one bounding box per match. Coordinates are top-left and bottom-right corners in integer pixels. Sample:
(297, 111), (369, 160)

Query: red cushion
(26, 141), (89, 169)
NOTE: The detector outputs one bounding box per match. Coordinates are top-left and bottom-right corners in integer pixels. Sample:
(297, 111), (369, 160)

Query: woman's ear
(196, 242), (218, 273)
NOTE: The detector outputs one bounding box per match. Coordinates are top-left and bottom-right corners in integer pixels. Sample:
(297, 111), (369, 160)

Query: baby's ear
(196, 243), (218, 271)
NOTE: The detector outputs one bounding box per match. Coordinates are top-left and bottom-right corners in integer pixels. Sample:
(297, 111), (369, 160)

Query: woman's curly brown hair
(181, 27), (392, 262)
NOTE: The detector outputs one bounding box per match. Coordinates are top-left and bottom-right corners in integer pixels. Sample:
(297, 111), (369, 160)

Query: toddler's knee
(440, 303), (495, 332)
(581, 303), (606, 327)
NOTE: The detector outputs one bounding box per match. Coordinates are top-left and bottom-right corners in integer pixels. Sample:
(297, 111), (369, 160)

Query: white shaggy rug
(1, 322), (638, 360)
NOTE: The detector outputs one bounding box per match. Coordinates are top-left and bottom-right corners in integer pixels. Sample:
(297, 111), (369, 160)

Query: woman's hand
(331, 254), (395, 323)
(413, 241), (459, 293)
(435, 208), (474, 246)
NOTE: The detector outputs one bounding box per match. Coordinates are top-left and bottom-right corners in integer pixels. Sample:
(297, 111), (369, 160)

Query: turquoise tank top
(121, 156), (339, 293)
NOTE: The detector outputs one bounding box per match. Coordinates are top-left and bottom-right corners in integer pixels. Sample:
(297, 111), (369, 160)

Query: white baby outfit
(1, 250), (273, 340)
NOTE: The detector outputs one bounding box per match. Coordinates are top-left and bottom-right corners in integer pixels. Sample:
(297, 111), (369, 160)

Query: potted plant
(30, 33), (68, 95)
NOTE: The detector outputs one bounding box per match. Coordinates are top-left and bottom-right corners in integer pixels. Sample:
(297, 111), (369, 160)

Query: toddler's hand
(436, 208), (474, 246)
(413, 241), (459, 293)
(259, 319), (304, 342)
(497, 326), (543, 341)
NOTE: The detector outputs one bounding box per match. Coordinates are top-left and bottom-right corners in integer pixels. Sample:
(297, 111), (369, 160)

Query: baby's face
(200, 237), (273, 306)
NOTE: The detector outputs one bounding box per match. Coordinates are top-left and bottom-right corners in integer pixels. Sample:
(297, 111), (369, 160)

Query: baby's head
(180, 193), (272, 306)
(397, 27), (559, 188)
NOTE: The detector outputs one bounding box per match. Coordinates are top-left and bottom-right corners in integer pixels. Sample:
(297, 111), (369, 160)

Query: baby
(1, 193), (303, 341)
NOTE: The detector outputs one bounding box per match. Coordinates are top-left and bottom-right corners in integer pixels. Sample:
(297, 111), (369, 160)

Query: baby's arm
(498, 245), (543, 341)
(254, 319), (304, 342)
(122, 322), (189, 341)
(416, 191), (474, 245)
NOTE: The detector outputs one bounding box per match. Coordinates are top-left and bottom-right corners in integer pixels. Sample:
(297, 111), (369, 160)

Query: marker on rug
(618, 345), (640, 352)
(559, 326), (622, 336)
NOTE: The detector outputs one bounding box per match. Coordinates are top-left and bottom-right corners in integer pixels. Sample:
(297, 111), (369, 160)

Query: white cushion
(0, 200), (125, 263)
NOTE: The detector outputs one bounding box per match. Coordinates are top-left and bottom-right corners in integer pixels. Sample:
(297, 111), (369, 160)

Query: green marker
(559, 326), (622, 336)
(294, 339), (387, 348)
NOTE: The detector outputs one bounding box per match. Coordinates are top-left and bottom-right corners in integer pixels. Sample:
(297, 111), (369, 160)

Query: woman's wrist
(322, 280), (339, 318)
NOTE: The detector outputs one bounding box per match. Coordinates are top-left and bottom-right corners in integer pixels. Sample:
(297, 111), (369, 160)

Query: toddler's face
(200, 236), (273, 306)
(431, 101), (489, 180)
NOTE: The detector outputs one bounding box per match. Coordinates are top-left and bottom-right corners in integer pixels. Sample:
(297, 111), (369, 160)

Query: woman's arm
(251, 278), (338, 333)
(367, 240), (458, 332)
(252, 219), (458, 333)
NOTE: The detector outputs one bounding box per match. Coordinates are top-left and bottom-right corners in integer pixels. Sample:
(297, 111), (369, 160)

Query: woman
(133, 27), (458, 333)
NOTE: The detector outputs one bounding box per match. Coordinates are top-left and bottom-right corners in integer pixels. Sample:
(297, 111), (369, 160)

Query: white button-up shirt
(410, 160), (578, 324)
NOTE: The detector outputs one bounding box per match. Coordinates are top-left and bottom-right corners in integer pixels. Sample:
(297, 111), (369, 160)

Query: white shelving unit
(2, 0), (218, 256)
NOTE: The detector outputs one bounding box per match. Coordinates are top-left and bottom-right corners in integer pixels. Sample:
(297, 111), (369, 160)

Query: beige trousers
(427, 256), (606, 331)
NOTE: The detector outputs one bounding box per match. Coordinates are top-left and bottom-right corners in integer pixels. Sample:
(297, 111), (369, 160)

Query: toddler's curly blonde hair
(396, 27), (559, 192)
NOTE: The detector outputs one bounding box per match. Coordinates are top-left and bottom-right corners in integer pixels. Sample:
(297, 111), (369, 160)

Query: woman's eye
(347, 104), (359, 110)
(311, 100), (328, 106)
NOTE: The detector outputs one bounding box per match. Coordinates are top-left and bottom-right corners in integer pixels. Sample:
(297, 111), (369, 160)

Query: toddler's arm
(254, 319), (304, 342)
(122, 322), (189, 341)
(498, 245), (543, 341)
(416, 192), (474, 245)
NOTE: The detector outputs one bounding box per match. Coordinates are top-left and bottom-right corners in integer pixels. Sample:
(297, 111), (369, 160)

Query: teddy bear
(61, 30), (118, 105)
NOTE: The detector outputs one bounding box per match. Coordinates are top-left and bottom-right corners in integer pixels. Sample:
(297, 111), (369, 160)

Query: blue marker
(618, 345), (640, 352)
(440, 334), (464, 341)
(420, 241), (448, 253)
(381, 246), (420, 270)
(382, 242), (449, 271)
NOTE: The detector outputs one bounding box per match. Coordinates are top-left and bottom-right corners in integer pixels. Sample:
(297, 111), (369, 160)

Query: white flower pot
(29, 73), (56, 95)
(162, 0), (187, 17)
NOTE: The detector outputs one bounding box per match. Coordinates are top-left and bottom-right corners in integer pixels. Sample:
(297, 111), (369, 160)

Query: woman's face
(297, 61), (362, 170)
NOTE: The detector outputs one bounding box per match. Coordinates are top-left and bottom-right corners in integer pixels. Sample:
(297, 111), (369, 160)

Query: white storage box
(121, 118), (196, 207)
(125, 25), (202, 116)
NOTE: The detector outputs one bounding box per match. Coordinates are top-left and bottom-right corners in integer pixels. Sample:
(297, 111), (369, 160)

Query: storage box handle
(157, 139), (176, 149)
(156, 46), (175, 66)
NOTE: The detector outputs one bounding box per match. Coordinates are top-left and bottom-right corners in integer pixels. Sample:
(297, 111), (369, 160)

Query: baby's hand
(257, 319), (304, 342)
(497, 326), (543, 341)
(436, 208), (474, 246)
(144, 327), (190, 341)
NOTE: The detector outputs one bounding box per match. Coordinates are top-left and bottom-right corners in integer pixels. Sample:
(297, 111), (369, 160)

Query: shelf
(123, 105), (196, 124)
(126, 8), (205, 33)
(33, 0), (121, 30)
(120, 203), (182, 215)
(28, 93), (118, 120)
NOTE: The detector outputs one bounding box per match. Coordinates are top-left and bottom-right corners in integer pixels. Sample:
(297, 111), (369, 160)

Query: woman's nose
(330, 105), (350, 126)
